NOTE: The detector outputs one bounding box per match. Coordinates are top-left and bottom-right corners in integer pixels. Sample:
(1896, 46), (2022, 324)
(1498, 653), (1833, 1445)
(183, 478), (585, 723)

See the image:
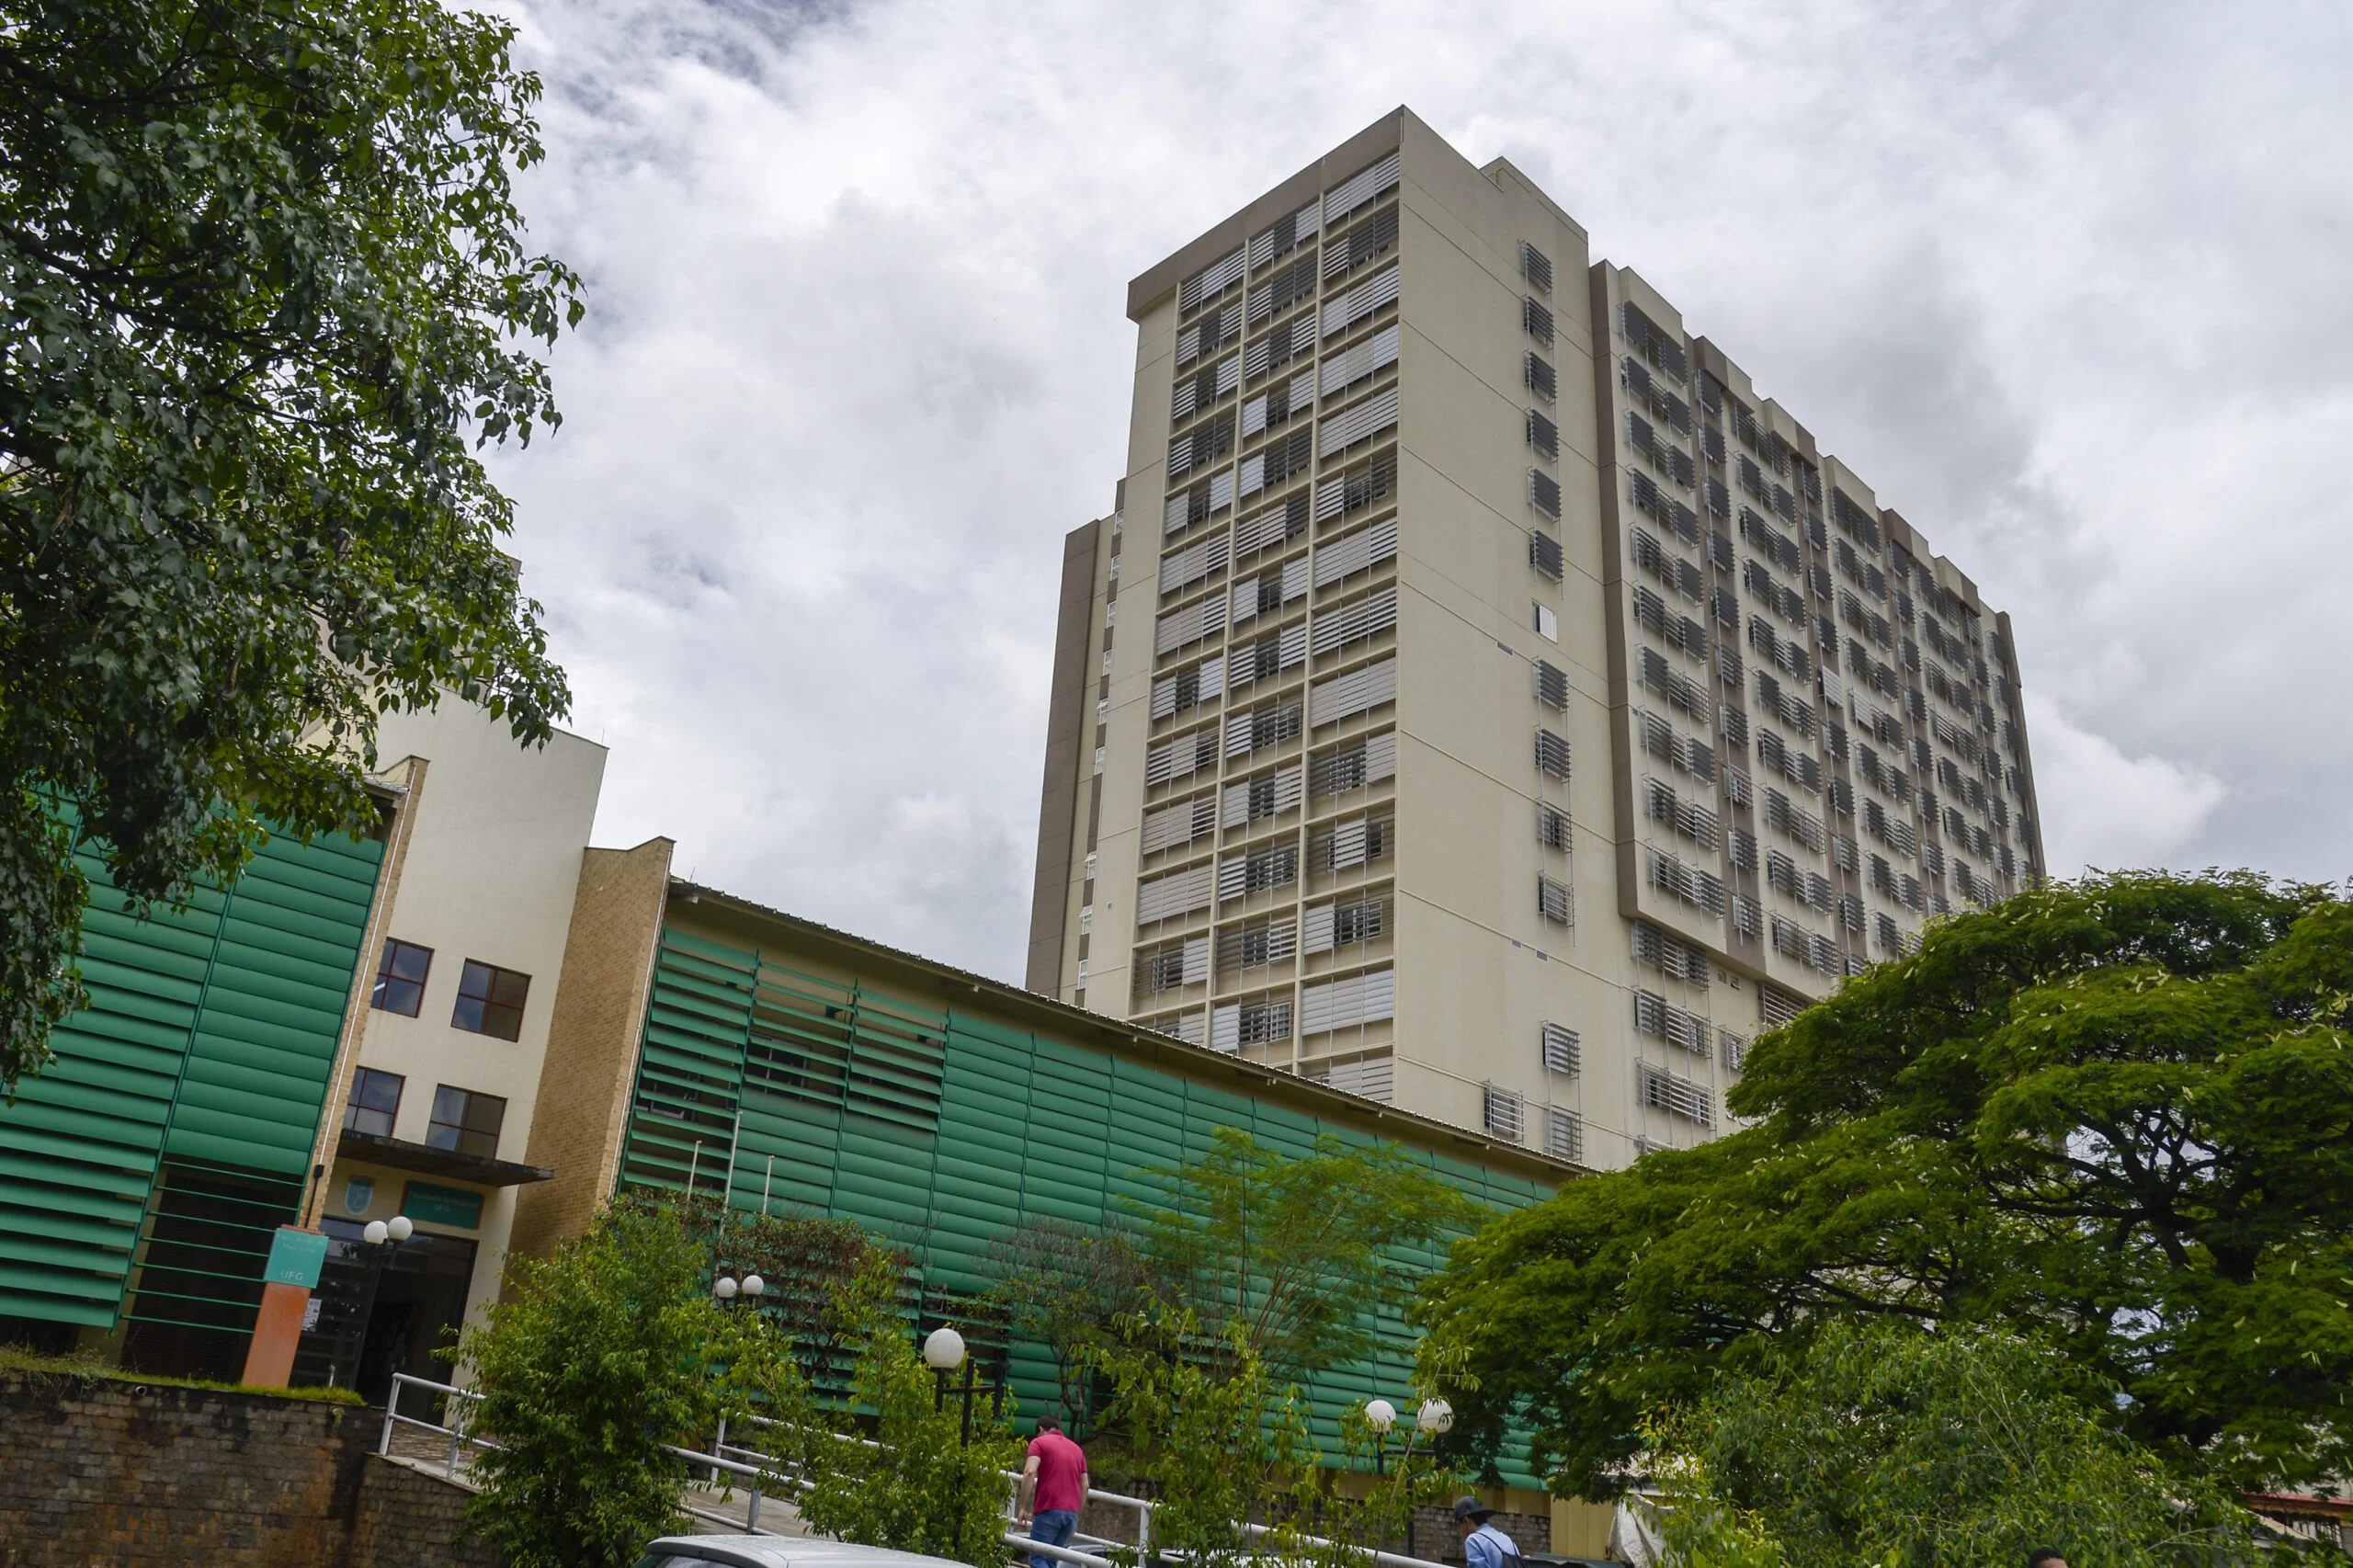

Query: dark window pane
(343, 1068), (404, 1137)
(451, 960), (530, 1041)
(427, 1085), (505, 1160)
(370, 938), (433, 1017)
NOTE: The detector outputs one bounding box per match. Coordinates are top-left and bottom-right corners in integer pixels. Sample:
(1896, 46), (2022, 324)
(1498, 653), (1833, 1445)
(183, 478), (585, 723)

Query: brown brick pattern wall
(0, 1374), (507, 1568)
(506, 836), (674, 1267)
(347, 1455), (505, 1568)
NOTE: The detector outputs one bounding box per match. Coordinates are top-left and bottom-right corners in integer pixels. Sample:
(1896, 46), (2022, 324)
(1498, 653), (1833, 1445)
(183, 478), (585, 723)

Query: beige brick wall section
(505, 836), (674, 1268)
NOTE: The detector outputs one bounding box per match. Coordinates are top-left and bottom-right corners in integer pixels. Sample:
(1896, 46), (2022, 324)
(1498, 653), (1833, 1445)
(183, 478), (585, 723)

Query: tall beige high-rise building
(1026, 108), (2042, 1170)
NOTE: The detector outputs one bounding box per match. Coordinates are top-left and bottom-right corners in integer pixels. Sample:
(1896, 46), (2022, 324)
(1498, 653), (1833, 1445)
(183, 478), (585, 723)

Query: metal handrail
(381, 1372), (498, 1479)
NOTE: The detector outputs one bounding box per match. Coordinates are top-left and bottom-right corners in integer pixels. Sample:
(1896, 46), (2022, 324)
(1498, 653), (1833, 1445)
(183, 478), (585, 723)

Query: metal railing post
(379, 1376), (399, 1455)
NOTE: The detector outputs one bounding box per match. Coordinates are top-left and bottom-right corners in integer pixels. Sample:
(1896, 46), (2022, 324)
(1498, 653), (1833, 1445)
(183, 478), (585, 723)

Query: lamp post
(1364, 1398), (1397, 1475)
(712, 1272), (767, 1308)
(1418, 1397), (1453, 1465)
(924, 1324), (999, 1445)
(361, 1214), (414, 1248)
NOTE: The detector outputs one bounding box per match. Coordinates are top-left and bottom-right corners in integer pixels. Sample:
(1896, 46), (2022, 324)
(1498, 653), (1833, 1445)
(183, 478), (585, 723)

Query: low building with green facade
(0, 820), (389, 1378)
(509, 842), (1580, 1517)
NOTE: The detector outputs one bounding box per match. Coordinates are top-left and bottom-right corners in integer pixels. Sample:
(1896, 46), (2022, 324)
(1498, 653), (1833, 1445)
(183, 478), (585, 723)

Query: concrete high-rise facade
(1027, 108), (2042, 1170)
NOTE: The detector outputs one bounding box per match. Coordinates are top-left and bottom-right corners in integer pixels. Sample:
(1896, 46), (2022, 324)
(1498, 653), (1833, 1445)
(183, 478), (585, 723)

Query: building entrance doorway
(294, 1218), (476, 1404)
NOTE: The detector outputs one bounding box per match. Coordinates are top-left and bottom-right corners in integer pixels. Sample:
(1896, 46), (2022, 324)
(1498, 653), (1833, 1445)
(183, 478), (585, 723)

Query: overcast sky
(483, 0), (2353, 982)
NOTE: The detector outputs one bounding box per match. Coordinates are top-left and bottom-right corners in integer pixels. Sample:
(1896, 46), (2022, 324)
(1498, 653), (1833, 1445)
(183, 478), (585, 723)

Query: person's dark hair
(2029, 1550), (2065, 1568)
(1038, 1418), (1063, 1433)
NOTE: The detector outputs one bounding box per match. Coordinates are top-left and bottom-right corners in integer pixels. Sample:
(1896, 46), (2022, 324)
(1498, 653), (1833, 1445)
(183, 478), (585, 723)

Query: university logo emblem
(343, 1177), (375, 1216)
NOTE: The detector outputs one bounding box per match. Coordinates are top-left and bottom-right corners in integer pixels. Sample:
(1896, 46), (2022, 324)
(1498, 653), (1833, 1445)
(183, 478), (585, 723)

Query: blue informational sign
(262, 1227), (331, 1290)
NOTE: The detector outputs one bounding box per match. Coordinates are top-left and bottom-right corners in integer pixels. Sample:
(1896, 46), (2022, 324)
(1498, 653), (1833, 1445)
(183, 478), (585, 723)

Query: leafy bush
(460, 1200), (721, 1568)
(791, 1247), (1021, 1566)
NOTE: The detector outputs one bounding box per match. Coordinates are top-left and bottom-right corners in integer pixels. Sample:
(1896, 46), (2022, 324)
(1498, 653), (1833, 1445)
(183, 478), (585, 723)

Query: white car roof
(643, 1537), (983, 1568)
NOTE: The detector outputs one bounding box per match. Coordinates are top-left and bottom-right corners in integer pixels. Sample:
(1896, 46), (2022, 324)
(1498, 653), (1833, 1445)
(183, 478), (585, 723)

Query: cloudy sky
(483, 0), (2353, 982)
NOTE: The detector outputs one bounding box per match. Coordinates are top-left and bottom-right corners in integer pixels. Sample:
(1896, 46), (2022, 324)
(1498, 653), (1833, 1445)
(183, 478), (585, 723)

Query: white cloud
(2021, 692), (2226, 875)
(481, 0), (2353, 980)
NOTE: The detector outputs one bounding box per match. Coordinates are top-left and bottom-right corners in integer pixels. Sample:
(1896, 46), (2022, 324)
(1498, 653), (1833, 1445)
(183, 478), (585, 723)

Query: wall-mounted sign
(401, 1181), (484, 1230)
(342, 1176), (375, 1215)
(263, 1227), (331, 1290)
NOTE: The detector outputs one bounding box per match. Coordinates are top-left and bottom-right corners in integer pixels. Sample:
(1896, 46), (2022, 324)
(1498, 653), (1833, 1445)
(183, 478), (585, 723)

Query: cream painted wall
(332, 698), (607, 1346)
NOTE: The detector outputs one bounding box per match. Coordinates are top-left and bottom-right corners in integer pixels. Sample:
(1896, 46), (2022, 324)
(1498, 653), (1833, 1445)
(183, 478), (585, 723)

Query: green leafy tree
(1140, 1128), (1483, 1379)
(792, 1246), (1023, 1566)
(985, 1215), (1156, 1431)
(459, 1200), (718, 1568)
(1645, 1322), (2257, 1568)
(0, 0), (579, 1088)
(1081, 1302), (1320, 1568)
(1416, 871), (2353, 1494)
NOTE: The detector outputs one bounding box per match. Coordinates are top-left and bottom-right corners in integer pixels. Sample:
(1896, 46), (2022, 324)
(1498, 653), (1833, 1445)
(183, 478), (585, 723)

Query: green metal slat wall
(0, 828), (385, 1329)
(619, 926), (1554, 1487)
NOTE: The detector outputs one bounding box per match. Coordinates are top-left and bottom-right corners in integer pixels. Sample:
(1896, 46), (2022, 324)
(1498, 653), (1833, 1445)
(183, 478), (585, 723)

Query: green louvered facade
(618, 923), (1556, 1487)
(0, 827), (385, 1342)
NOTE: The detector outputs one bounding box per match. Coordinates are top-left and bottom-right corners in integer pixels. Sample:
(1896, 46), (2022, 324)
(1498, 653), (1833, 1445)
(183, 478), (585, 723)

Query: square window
(344, 1067), (404, 1137)
(1532, 603), (1559, 642)
(370, 938), (433, 1017)
(451, 960), (531, 1041)
(426, 1085), (506, 1160)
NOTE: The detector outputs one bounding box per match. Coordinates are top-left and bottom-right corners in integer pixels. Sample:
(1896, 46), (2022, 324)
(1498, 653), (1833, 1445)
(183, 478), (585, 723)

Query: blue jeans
(1029, 1507), (1079, 1568)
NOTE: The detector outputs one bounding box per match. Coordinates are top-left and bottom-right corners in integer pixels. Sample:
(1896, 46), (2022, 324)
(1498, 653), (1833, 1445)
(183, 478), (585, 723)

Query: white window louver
(1249, 199), (1322, 268)
(1133, 863), (1215, 925)
(1310, 585), (1397, 655)
(1310, 656), (1398, 727)
(1313, 517), (1398, 588)
(1154, 596), (1229, 656)
(1309, 1051), (1394, 1104)
(1317, 386), (1400, 458)
(1303, 902), (1335, 955)
(1541, 1022), (1580, 1075)
(1177, 247), (1245, 314)
(1140, 794), (1217, 855)
(1483, 1085), (1526, 1143)
(1638, 1062), (1713, 1126)
(1538, 874), (1574, 924)
(1171, 354), (1239, 421)
(1167, 1009), (1207, 1048)
(1175, 303), (1241, 370)
(1159, 534), (1232, 596)
(1301, 968), (1396, 1034)
(1143, 727), (1216, 788)
(1321, 264), (1400, 340)
(1320, 324), (1401, 397)
(1220, 766), (1302, 828)
(1326, 815), (1373, 869)
(1546, 1106), (1582, 1162)
(1322, 152), (1400, 225)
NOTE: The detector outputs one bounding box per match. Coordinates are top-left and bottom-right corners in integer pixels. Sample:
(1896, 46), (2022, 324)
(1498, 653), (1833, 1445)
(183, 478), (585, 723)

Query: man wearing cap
(1453, 1496), (1522, 1568)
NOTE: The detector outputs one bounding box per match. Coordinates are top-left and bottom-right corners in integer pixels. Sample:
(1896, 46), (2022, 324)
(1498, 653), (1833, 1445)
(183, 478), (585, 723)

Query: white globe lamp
(742, 1274), (766, 1299)
(385, 1215), (414, 1243)
(713, 1275), (738, 1300)
(1417, 1397), (1454, 1435)
(362, 1220), (389, 1245)
(923, 1326), (967, 1371)
(1364, 1398), (1397, 1433)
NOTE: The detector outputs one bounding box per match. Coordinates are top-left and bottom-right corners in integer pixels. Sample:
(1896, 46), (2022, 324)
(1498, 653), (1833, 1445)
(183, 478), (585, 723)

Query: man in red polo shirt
(1016, 1418), (1089, 1568)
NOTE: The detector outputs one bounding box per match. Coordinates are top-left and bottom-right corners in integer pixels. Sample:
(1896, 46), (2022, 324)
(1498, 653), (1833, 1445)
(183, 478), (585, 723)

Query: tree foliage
(1416, 871), (2353, 1494)
(460, 1200), (718, 1568)
(0, 0), (579, 1087)
(1646, 1323), (2258, 1568)
(1139, 1128), (1483, 1379)
(985, 1215), (1156, 1431)
(788, 1246), (1023, 1567)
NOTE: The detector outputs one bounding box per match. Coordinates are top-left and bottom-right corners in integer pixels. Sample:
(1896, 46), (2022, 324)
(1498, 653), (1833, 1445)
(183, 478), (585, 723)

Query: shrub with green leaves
(459, 1200), (719, 1568)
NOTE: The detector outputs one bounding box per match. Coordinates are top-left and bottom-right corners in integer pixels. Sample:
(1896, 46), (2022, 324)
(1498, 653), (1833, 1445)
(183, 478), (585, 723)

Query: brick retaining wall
(0, 1371), (502, 1567)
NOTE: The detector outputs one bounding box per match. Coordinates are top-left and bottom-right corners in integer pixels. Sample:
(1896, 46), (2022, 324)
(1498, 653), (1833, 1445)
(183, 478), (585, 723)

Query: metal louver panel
(1308, 1052), (1394, 1104)
(1178, 248), (1245, 313)
(1321, 324), (1401, 396)
(1483, 1085), (1525, 1142)
(1159, 534), (1232, 596)
(1310, 656), (1398, 726)
(1154, 596), (1229, 655)
(1317, 386), (1400, 457)
(1134, 864), (1215, 924)
(1314, 517), (1399, 587)
(1210, 1005), (1240, 1052)
(1141, 795), (1217, 855)
(1538, 874), (1573, 924)
(1311, 585), (1398, 655)
(1541, 1022), (1580, 1074)
(1323, 152), (1400, 223)
(1546, 1107), (1582, 1161)
(1303, 903), (1336, 954)
(1321, 264), (1400, 340)
(1639, 1063), (1713, 1126)
(1301, 968), (1396, 1033)
(1249, 199), (1322, 267)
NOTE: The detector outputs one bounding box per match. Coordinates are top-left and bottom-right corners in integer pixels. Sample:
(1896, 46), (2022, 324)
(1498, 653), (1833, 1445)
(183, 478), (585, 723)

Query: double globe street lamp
(712, 1272), (767, 1304)
(1361, 1395), (1453, 1474)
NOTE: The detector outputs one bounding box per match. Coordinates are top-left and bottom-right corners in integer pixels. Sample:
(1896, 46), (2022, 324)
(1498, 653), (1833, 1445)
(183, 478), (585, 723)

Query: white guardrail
(381, 1373), (1450, 1568)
